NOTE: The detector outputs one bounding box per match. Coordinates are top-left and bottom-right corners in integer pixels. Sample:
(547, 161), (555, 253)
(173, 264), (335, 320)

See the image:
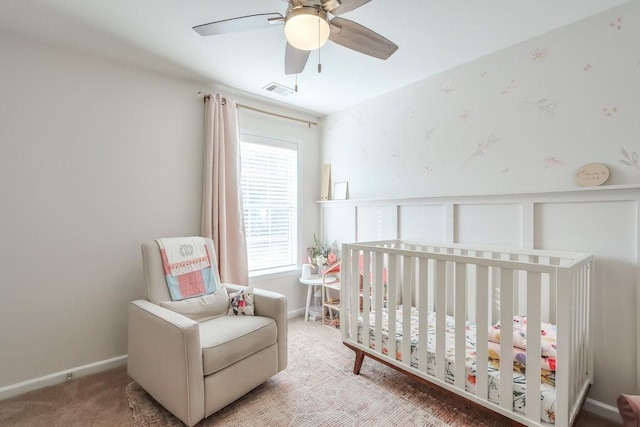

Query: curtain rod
(237, 103), (318, 128)
(202, 93), (318, 128)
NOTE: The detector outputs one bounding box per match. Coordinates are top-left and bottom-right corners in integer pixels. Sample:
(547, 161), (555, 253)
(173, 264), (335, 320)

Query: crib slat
(578, 266), (586, 390)
(362, 251), (371, 350)
(555, 269), (570, 427)
(584, 262), (593, 409)
(573, 268), (582, 424)
(582, 265), (589, 384)
(350, 245), (359, 340)
(446, 250), (455, 317)
(525, 271), (542, 423)
(581, 264), (590, 384)
(353, 249), (360, 302)
(344, 248), (352, 341)
(373, 252), (388, 356)
(499, 268), (514, 411)
(402, 256), (413, 366)
(539, 256), (551, 322)
(475, 265), (489, 400)
(570, 270), (578, 408)
(435, 259), (446, 381)
(418, 257), (429, 374)
(352, 249), (362, 347)
(549, 262), (557, 325)
(490, 253), (501, 327)
(517, 255), (531, 315)
(428, 259), (436, 312)
(586, 262), (594, 388)
(454, 262), (466, 390)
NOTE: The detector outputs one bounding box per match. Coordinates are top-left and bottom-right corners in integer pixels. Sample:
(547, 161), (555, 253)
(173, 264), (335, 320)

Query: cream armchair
(128, 239), (287, 426)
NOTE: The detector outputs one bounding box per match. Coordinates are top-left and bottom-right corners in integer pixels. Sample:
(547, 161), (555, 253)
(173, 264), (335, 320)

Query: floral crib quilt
(356, 306), (557, 424)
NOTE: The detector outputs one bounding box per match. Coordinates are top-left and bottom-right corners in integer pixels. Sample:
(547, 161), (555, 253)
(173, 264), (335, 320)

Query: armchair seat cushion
(200, 315), (277, 375)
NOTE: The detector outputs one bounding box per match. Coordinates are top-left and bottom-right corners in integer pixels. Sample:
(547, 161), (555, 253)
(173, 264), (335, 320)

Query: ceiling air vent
(262, 82), (295, 97)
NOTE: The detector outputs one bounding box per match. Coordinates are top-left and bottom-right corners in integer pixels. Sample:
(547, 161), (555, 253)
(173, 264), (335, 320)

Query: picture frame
(333, 181), (348, 200)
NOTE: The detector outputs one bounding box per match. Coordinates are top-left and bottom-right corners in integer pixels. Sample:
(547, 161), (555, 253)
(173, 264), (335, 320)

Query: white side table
(299, 274), (339, 321)
(299, 275), (324, 321)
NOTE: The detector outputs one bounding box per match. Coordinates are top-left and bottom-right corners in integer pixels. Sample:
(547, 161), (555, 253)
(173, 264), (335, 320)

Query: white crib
(340, 240), (593, 427)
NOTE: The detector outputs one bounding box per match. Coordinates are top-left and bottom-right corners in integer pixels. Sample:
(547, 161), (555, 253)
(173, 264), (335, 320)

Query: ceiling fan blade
(321, 0), (371, 16)
(193, 13), (283, 36)
(329, 17), (398, 60)
(285, 43), (310, 75)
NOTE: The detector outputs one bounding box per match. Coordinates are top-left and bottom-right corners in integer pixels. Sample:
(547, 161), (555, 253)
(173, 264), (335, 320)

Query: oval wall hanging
(576, 163), (610, 187)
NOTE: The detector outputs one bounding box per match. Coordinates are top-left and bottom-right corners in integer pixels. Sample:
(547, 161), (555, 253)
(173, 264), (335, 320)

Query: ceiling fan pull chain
(317, 9), (322, 73)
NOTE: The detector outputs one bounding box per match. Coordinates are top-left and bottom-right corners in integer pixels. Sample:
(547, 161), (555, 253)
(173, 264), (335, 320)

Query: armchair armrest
(128, 300), (205, 426)
(226, 284), (288, 372)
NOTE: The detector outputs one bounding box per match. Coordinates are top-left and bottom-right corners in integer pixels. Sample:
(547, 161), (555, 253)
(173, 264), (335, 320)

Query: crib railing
(341, 240), (593, 427)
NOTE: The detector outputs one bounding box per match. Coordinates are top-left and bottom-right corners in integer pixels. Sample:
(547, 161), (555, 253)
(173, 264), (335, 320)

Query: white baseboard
(288, 307), (306, 319)
(0, 355), (127, 401)
(583, 398), (621, 423)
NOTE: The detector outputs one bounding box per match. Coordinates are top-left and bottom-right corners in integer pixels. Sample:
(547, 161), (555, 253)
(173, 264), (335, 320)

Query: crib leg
(342, 342), (366, 375)
(353, 349), (365, 375)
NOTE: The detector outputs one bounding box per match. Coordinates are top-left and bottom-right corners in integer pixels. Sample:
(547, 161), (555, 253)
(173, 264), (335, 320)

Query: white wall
(0, 31), (320, 391)
(321, 2), (640, 200)
(320, 0), (640, 416)
(0, 31), (205, 388)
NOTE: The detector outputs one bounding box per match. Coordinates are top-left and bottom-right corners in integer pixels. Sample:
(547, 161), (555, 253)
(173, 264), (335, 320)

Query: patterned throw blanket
(157, 237), (210, 276)
(156, 237), (219, 301)
(488, 315), (557, 357)
(488, 315), (557, 375)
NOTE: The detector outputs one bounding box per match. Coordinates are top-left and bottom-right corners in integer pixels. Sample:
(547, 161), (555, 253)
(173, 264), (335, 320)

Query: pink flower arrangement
(308, 234), (340, 268)
(328, 252), (337, 264)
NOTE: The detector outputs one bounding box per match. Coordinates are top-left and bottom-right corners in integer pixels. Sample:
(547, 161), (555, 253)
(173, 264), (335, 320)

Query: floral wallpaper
(321, 2), (640, 200)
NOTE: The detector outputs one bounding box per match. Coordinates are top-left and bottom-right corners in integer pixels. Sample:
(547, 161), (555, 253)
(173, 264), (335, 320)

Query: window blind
(241, 139), (298, 272)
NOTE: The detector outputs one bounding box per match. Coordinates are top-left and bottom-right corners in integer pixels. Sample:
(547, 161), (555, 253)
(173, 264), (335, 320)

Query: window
(240, 135), (298, 274)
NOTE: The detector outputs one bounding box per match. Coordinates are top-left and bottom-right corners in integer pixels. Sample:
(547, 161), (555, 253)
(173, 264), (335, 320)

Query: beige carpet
(127, 325), (500, 427)
(0, 318), (617, 427)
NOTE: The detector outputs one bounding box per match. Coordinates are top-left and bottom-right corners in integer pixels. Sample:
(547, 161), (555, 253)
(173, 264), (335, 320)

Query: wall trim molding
(288, 307), (305, 319)
(583, 398), (620, 423)
(0, 355), (127, 401)
(317, 184), (640, 206)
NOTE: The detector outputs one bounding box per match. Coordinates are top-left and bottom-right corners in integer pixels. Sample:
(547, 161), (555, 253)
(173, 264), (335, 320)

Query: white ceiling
(0, 0), (628, 115)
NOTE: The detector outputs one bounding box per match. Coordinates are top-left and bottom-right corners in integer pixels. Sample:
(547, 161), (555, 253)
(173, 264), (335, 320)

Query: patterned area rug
(127, 328), (503, 426)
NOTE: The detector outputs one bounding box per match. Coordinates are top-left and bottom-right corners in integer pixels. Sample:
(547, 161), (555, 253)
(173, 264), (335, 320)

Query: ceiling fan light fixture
(284, 7), (330, 51)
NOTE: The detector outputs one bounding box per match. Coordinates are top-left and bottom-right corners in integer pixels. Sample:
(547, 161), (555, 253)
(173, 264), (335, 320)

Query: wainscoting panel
(535, 199), (638, 404)
(322, 205), (356, 247)
(455, 203), (522, 247)
(356, 205), (397, 242)
(398, 204), (447, 243)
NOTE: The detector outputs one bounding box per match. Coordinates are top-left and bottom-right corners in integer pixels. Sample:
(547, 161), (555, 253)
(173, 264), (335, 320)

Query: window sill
(249, 266), (300, 282)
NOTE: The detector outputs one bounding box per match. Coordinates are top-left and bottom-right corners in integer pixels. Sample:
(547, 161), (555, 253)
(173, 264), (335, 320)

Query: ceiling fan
(193, 0), (398, 75)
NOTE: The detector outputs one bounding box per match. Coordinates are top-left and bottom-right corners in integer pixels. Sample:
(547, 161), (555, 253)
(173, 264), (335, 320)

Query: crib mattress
(356, 306), (557, 424)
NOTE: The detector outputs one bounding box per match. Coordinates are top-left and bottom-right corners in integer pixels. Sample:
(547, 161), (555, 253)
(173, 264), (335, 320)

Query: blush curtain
(201, 93), (249, 285)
